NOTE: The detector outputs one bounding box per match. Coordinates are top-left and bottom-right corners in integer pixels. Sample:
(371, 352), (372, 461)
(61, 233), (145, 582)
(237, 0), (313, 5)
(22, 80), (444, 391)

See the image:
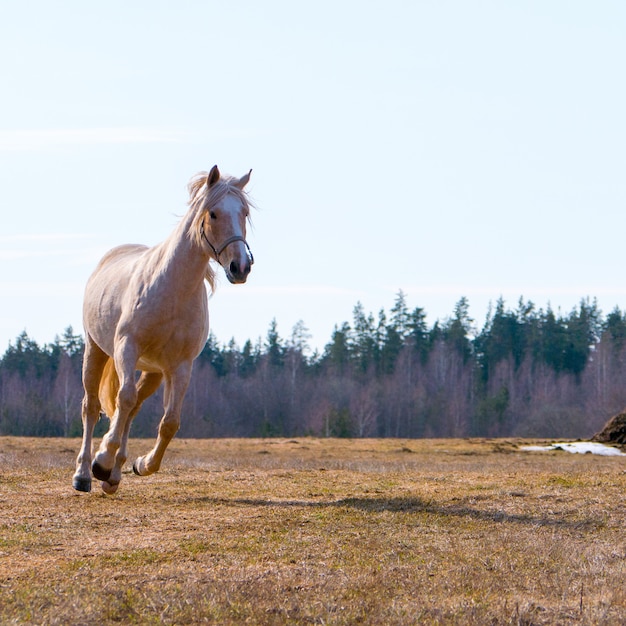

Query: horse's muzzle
(226, 259), (251, 284)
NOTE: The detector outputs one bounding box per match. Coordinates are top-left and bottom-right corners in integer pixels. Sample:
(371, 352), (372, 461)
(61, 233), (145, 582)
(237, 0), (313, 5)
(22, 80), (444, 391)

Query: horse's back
(93, 244), (149, 272)
(85, 244), (149, 300)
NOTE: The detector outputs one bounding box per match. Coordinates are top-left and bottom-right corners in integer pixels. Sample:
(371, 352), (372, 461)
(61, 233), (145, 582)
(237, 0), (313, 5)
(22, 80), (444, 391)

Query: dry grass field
(0, 436), (625, 625)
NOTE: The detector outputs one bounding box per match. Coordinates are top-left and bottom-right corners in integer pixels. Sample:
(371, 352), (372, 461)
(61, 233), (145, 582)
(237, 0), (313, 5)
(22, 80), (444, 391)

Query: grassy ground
(0, 436), (625, 625)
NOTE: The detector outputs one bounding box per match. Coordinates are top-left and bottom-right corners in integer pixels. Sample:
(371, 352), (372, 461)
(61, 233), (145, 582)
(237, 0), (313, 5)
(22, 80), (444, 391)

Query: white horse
(73, 165), (253, 494)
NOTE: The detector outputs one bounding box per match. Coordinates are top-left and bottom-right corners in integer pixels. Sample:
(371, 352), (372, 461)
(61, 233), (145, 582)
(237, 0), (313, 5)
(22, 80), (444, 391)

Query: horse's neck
(155, 213), (209, 292)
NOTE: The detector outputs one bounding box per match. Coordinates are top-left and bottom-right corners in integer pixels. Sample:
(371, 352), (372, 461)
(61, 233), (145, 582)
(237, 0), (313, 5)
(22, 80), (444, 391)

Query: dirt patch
(592, 411), (626, 446)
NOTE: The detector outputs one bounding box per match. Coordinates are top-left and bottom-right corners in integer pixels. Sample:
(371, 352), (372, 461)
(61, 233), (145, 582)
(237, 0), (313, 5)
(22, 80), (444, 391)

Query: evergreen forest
(2, 292), (626, 439)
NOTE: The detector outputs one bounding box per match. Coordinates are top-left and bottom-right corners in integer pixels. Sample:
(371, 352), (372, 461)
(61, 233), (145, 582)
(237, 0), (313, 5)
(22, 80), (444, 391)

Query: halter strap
(201, 228), (254, 265)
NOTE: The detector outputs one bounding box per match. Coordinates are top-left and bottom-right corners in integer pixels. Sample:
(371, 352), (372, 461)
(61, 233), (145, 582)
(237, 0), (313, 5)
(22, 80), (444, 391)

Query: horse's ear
(234, 169), (252, 190)
(206, 165), (220, 188)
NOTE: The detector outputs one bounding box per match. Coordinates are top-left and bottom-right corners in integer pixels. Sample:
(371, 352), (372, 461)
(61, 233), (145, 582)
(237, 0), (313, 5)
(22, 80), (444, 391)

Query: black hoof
(73, 476), (92, 492)
(92, 461), (112, 482)
(132, 460), (141, 476)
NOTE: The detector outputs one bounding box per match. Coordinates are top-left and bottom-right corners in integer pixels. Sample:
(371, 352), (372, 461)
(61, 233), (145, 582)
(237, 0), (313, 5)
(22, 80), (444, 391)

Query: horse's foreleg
(133, 363), (192, 477)
(92, 339), (138, 484)
(73, 336), (108, 492)
(103, 371), (163, 494)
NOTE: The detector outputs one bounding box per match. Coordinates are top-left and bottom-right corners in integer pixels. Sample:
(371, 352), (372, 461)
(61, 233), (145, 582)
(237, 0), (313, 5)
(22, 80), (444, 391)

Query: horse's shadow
(185, 495), (600, 531)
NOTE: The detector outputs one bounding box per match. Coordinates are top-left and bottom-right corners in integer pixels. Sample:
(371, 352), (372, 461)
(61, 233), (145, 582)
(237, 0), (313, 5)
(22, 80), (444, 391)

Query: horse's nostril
(229, 260), (250, 278)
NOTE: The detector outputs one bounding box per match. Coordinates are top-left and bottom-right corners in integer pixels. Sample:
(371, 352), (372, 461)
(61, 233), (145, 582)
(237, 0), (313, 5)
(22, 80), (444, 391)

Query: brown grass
(0, 436), (625, 625)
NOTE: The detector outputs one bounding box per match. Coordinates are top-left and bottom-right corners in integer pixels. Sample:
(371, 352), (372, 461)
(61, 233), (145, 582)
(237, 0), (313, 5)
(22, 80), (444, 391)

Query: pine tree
(444, 297), (474, 362)
(265, 318), (284, 368)
(350, 302), (377, 374)
(323, 323), (351, 374)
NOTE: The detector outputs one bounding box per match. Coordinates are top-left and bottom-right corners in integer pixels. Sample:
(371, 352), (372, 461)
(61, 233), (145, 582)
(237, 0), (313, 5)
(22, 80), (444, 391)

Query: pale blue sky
(1, 1), (625, 353)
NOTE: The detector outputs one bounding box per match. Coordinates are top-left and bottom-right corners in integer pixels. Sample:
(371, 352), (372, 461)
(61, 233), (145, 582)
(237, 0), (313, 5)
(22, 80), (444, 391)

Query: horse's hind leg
(133, 362), (192, 477)
(73, 335), (108, 492)
(103, 371), (163, 494)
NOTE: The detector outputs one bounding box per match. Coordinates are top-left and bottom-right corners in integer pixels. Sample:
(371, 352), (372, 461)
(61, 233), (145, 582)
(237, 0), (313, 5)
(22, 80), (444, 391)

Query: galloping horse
(73, 165), (253, 494)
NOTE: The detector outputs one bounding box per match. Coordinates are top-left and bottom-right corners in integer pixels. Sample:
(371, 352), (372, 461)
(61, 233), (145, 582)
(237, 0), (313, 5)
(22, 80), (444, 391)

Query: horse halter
(201, 226), (254, 266)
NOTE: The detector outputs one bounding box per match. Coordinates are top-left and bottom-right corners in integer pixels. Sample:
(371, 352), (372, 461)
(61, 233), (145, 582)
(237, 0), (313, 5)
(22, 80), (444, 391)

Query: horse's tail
(98, 358), (119, 418)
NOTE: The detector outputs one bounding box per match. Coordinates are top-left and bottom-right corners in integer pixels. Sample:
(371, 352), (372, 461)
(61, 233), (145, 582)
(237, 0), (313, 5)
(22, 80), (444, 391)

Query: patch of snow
(521, 442), (626, 456)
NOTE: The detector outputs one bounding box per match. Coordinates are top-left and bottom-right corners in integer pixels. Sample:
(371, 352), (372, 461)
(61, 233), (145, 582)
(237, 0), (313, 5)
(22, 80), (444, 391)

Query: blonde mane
(186, 171), (252, 293)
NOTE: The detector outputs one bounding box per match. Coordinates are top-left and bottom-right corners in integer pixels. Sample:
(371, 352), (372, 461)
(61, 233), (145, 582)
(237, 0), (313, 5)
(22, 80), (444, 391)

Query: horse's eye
(209, 211), (217, 220)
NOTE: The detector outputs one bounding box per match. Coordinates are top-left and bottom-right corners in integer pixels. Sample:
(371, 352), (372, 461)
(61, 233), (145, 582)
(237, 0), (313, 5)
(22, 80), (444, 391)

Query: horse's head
(197, 165), (254, 284)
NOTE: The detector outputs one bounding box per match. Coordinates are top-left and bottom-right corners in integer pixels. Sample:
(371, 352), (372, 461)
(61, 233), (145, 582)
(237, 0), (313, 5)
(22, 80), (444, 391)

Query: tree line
(1, 292), (625, 439)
